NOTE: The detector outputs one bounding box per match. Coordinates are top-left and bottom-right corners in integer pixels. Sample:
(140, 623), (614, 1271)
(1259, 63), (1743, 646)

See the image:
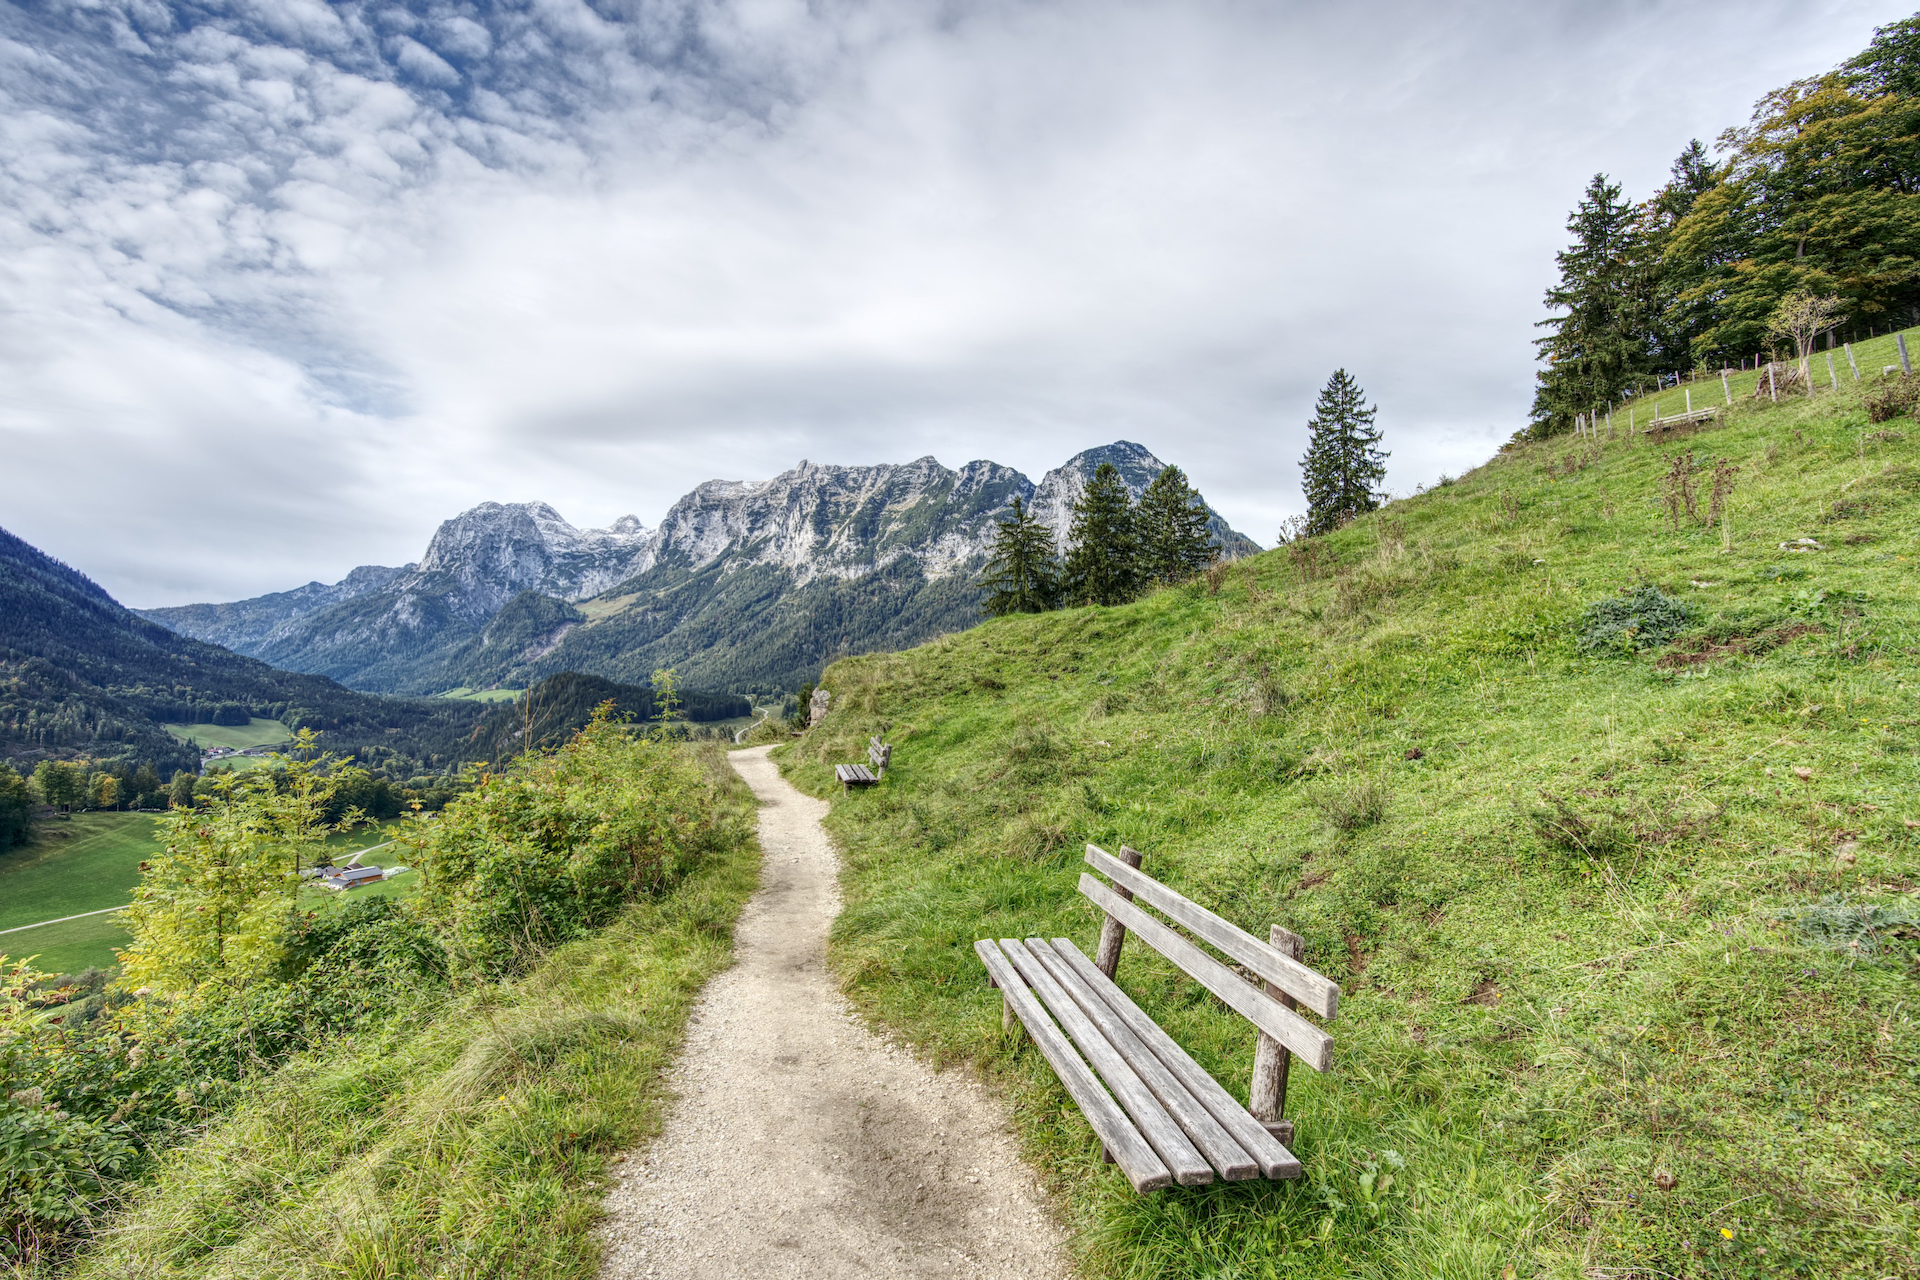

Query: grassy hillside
(785, 379), (1920, 1278)
(46, 743), (758, 1279)
(1623, 324), (1920, 425)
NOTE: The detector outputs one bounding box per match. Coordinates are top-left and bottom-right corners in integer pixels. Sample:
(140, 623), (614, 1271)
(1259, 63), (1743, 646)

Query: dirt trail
(597, 746), (1070, 1279)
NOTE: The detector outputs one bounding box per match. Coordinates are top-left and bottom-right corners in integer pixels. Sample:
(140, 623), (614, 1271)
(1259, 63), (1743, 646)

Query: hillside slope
(786, 385), (1918, 1277)
(0, 526), (485, 779)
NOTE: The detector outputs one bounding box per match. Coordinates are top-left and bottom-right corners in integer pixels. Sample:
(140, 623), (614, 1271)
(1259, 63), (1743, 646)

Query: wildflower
(1721, 1228), (1734, 1240)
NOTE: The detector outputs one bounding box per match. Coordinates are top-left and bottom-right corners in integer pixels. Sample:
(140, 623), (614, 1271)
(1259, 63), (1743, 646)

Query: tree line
(978, 464), (1221, 614)
(1530, 13), (1920, 436)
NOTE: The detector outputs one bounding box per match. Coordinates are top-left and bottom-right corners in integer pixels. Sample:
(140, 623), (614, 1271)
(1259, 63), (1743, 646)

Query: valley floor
(597, 746), (1067, 1279)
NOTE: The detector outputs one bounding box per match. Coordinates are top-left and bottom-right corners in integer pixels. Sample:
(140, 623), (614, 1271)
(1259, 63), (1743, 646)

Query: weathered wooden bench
(834, 737), (891, 795)
(974, 844), (1339, 1192)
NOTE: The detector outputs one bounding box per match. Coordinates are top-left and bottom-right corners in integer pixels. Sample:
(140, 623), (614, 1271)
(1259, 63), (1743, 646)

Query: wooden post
(1092, 845), (1144, 979)
(1248, 924), (1304, 1144)
(1846, 342), (1860, 380)
(1769, 363), (1777, 402)
(1685, 387), (1692, 415)
(1827, 351), (1838, 390)
(1722, 371), (1731, 405)
(1899, 333), (1912, 376)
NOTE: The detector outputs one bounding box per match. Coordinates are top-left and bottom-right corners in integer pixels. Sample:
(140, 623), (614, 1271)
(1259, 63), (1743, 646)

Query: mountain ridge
(141, 442), (1259, 696)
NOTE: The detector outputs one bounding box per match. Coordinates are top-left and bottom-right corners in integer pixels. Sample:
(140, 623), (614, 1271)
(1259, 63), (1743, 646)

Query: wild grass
(784, 378), (1920, 1279)
(48, 743), (759, 1280)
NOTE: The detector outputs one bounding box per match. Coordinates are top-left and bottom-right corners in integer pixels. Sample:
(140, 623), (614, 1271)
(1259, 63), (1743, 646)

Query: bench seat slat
(973, 940), (1172, 1193)
(1049, 939), (1301, 1180)
(1086, 845), (1339, 1019)
(1023, 940), (1258, 1180)
(1080, 875), (1334, 1072)
(1002, 940), (1214, 1186)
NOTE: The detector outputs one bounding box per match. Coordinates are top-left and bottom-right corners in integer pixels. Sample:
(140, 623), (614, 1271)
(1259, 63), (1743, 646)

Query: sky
(2, 0), (1912, 607)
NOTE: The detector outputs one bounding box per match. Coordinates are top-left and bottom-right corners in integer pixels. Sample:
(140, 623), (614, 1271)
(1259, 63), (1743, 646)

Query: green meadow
(435, 686), (525, 702)
(1609, 323), (1920, 425)
(0, 818), (409, 975)
(161, 717), (293, 750)
(785, 375), (1920, 1278)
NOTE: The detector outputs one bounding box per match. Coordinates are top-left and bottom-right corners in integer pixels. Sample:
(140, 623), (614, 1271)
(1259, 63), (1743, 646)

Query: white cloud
(0, 0), (1909, 604)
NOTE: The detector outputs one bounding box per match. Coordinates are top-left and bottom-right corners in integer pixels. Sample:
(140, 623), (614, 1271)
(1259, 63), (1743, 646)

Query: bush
(405, 714), (737, 975)
(1863, 374), (1919, 424)
(1574, 586), (1694, 655)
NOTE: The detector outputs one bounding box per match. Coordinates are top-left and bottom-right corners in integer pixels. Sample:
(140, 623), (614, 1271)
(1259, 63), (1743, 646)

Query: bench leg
(1092, 845), (1144, 978)
(1250, 926), (1305, 1135)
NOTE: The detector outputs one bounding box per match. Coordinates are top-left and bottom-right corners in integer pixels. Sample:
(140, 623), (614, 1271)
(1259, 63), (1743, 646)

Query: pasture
(435, 687), (523, 702)
(0, 818), (410, 975)
(162, 717), (294, 750)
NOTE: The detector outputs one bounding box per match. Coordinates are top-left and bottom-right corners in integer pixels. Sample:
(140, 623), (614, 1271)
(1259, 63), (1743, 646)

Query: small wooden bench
(1642, 406), (1720, 438)
(834, 737), (891, 795)
(974, 844), (1339, 1192)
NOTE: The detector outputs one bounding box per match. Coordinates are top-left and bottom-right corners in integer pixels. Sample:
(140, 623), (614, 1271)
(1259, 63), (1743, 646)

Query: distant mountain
(141, 442), (1259, 697)
(0, 524), (486, 781)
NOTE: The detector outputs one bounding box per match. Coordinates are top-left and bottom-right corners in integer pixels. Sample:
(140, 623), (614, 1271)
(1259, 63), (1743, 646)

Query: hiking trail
(596, 745), (1070, 1279)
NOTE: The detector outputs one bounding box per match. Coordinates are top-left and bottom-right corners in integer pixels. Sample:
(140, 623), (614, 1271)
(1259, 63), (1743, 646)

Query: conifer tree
(1135, 465), (1217, 585)
(1529, 173), (1654, 436)
(1300, 370), (1388, 536)
(979, 496), (1059, 615)
(1061, 463), (1142, 606)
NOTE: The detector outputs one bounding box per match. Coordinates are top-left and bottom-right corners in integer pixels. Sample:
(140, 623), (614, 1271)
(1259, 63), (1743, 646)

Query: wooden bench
(974, 844), (1339, 1192)
(1642, 406), (1720, 438)
(834, 737), (891, 795)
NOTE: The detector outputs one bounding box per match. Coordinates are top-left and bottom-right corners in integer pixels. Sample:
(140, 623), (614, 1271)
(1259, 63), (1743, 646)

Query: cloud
(0, 0), (1908, 604)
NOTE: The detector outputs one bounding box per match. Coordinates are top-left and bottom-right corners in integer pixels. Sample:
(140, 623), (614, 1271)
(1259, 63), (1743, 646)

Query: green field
(434, 686), (524, 702)
(162, 717), (293, 750)
(1603, 323), (1920, 426)
(0, 812), (157, 973)
(787, 377), (1920, 1278)
(0, 819), (409, 975)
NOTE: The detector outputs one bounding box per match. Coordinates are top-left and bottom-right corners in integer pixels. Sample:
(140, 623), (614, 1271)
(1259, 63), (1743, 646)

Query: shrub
(1574, 586), (1694, 655)
(1863, 375), (1919, 424)
(405, 713), (734, 976)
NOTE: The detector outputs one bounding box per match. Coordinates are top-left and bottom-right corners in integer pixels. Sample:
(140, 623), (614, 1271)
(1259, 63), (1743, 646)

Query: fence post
(1827, 351), (1838, 390)
(1900, 333), (1912, 376)
(1846, 342), (1860, 380)
(1722, 371), (1732, 405)
(1769, 363), (1778, 402)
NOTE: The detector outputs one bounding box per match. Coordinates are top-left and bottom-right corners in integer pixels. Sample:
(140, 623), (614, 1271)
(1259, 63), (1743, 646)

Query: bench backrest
(1079, 844), (1338, 1074)
(868, 738), (892, 770)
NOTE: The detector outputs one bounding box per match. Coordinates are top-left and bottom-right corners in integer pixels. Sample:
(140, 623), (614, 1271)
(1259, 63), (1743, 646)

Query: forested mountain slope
(143, 443), (1257, 697)
(786, 383), (1919, 1277)
(0, 526), (485, 779)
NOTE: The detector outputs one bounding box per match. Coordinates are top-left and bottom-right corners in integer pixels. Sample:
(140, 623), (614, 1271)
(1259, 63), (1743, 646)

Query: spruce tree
(1136, 465), (1217, 585)
(979, 496), (1060, 615)
(1529, 173), (1654, 436)
(1061, 462), (1141, 606)
(1300, 369), (1388, 536)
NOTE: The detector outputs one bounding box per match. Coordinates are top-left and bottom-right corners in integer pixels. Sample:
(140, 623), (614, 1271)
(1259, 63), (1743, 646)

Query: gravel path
(596, 745), (1070, 1279)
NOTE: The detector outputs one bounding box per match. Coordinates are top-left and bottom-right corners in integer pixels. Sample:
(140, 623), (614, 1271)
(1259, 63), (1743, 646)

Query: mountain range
(142, 442), (1258, 696)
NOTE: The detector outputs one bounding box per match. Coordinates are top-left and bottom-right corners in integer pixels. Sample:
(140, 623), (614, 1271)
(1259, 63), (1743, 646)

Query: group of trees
(980, 464), (1220, 615)
(1530, 13), (1920, 435)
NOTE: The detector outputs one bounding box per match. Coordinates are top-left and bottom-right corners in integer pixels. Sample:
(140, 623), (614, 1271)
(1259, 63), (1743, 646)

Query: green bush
(406, 713), (740, 975)
(1574, 585), (1694, 655)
